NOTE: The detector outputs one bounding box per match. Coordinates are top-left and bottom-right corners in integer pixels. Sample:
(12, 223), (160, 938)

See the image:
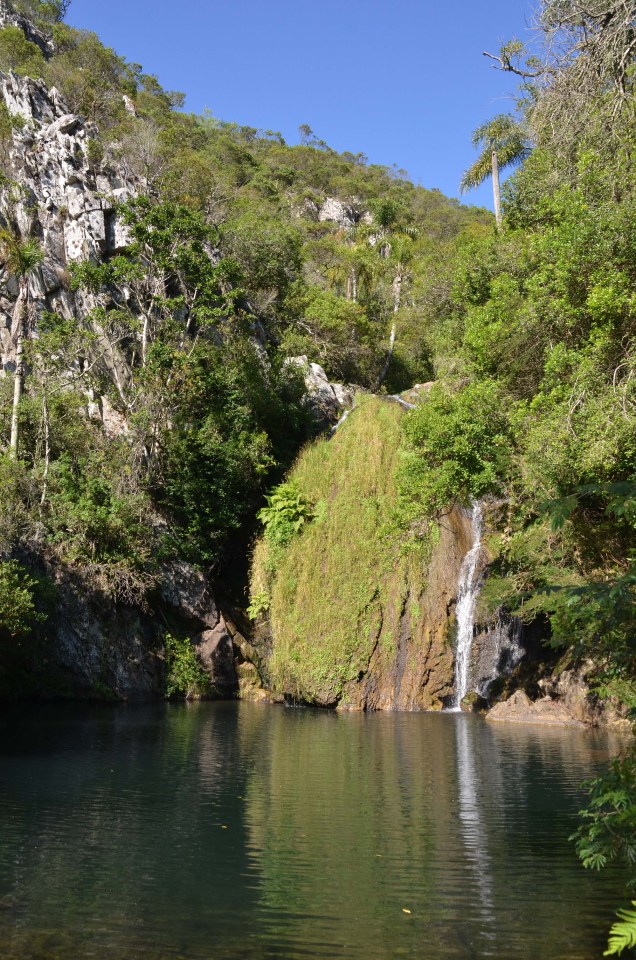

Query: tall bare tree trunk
(492, 149), (502, 230)
(377, 270), (403, 387)
(141, 314), (149, 365)
(346, 268), (358, 302)
(9, 288), (26, 458)
(392, 271), (402, 313)
(40, 391), (51, 507)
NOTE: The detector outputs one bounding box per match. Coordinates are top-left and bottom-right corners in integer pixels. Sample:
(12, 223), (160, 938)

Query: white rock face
(287, 355), (355, 425)
(0, 69), (135, 407)
(318, 196), (370, 228)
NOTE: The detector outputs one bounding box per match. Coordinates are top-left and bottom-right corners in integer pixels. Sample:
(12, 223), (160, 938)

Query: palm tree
(460, 114), (529, 229)
(325, 234), (377, 303)
(377, 232), (416, 386)
(0, 230), (45, 457)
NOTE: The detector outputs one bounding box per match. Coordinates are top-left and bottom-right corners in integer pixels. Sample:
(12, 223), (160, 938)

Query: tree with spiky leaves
(0, 230), (45, 457)
(460, 114), (529, 228)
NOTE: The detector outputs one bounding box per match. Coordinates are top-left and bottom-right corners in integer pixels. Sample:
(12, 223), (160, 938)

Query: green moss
(250, 397), (431, 702)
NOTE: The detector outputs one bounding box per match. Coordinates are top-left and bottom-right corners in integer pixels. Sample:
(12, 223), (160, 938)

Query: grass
(250, 397), (431, 703)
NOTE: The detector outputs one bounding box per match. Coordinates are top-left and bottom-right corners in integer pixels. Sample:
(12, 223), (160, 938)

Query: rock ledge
(486, 690), (587, 727)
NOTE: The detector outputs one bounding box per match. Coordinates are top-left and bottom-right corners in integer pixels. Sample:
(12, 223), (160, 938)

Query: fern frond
(605, 903), (636, 956)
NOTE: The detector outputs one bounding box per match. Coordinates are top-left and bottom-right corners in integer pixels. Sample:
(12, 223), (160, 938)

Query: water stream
(452, 501), (484, 710)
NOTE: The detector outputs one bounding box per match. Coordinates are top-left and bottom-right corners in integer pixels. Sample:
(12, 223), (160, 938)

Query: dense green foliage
(0, 558), (53, 697)
(399, 381), (511, 519)
(393, 1), (636, 948)
(0, 2), (485, 644)
(164, 632), (211, 699)
(1, 0), (634, 945)
(0, 559), (41, 637)
(257, 481), (313, 554)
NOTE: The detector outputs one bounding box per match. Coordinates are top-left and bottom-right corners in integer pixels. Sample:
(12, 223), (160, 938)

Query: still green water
(0, 702), (626, 959)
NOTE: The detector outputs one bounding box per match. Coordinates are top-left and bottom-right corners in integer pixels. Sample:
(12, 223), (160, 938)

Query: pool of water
(0, 702), (627, 959)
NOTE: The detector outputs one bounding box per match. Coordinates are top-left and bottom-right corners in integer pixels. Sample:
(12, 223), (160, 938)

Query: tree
(460, 114), (529, 228)
(14, 1), (71, 23)
(483, 2), (636, 153)
(377, 232), (416, 386)
(0, 230), (44, 458)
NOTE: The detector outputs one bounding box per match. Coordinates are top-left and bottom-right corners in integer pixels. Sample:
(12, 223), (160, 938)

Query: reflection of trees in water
(241, 709), (474, 956)
(0, 703), (260, 959)
(0, 705), (625, 960)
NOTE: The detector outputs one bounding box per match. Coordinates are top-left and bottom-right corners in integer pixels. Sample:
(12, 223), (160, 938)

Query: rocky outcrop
(317, 196), (371, 229)
(469, 613), (525, 701)
(0, 69), (134, 397)
(295, 195), (372, 229)
(486, 666), (633, 729)
(486, 689), (587, 727)
(45, 558), (239, 700)
(287, 355), (355, 427)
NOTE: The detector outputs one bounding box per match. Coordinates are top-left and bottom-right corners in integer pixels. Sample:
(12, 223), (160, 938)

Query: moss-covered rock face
(249, 397), (474, 709)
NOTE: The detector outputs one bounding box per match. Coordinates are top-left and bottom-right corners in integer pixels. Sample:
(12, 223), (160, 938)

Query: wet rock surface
(336, 506), (474, 711)
(44, 559), (242, 701)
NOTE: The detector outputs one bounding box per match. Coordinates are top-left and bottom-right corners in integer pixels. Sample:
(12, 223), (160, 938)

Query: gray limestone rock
(0, 70), (135, 376)
(318, 196), (369, 228)
(192, 619), (238, 697)
(287, 355), (355, 426)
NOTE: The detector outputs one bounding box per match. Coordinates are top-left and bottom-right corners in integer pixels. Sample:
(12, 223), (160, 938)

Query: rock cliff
(0, 69), (133, 389)
(247, 396), (538, 711)
(0, 17), (355, 700)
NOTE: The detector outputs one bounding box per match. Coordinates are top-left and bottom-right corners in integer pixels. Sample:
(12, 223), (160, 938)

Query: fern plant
(258, 481), (314, 549)
(606, 903), (636, 956)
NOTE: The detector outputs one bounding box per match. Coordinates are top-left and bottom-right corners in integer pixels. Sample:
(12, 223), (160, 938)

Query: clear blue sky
(67, 0), (535, 210)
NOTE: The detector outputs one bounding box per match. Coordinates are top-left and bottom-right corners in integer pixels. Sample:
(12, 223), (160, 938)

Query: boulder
(192, 619), (238, 697)
(287, 355), (355, 427)
(486, 689), (587, 727)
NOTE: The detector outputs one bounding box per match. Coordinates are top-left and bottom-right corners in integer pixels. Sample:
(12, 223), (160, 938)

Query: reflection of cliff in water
(0, 704), (261, 960)
(242, 708), (623, 960)
(0, 704), (626, 960)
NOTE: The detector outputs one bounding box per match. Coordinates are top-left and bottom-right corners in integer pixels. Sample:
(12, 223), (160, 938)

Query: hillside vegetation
(0, 1), (635, 946)
(0, 0), (489, 691)
(246, 1), (636, 945)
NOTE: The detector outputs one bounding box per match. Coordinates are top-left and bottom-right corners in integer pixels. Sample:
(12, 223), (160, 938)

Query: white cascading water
(451, 501), (484, 711)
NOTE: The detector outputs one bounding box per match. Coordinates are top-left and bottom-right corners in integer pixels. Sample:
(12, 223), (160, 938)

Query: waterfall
(451, 502), (484, 711)
(473, 613), (524, 699)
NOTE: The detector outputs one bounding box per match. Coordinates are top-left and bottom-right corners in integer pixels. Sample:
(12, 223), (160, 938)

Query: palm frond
(460, 152), (493, 192)
(0, 229), (45, 277)
(461, 113), (530, 193)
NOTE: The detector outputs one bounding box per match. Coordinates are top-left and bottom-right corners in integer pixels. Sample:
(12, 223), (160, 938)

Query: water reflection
(0, 703), (626, 959)
(455, 715), (496, 933)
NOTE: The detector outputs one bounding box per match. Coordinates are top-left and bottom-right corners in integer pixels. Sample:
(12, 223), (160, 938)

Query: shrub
(164, 632), (211, 699)
(0, 560), (43, 639)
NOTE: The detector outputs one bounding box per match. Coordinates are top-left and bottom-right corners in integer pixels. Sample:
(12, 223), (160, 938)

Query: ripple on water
(0, 703), (626, 960)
